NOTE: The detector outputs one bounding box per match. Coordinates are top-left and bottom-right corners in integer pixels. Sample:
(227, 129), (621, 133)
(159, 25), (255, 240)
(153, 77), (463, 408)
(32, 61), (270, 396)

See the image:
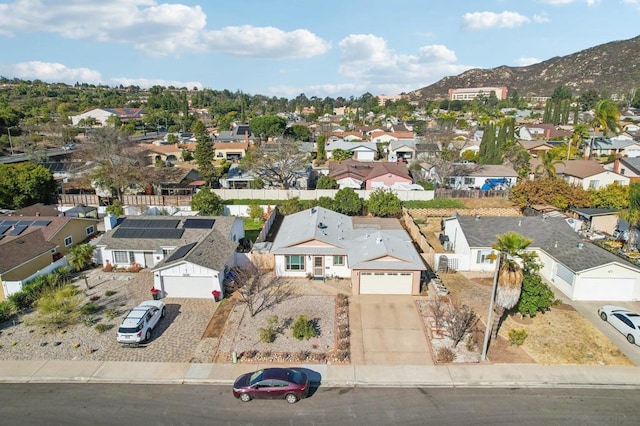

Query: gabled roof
(271, 207), (425, 271)
(551, 159), (607, 178)
(0, 215), (92, 243)
(328, 160), (411, 181)
(454, 216), (638, 273)
(619, 157), (640, 175)
(451, 164), (518, 177)
(0, 230), (57, 274)
(6, 203), (60, 217)
(152, 230), (239, 272)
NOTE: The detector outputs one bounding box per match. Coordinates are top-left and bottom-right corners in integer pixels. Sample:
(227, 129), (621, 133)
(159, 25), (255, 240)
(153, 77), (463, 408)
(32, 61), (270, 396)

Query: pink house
(328, 160), (412, 190)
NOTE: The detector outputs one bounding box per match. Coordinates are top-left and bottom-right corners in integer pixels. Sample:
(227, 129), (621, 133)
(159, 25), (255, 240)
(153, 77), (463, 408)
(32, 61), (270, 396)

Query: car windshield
(249, 370), (264, 385)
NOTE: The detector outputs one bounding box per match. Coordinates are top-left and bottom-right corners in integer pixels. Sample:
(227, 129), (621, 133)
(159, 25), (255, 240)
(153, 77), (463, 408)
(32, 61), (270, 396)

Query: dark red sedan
(232, 368), (310, 404)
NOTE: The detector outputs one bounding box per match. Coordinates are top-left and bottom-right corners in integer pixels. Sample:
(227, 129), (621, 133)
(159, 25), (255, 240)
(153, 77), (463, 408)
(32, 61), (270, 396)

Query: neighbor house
(328, 160), (412, 190)
(441, 215), (640, 301)
(97, 215), (247, 299)
(325, 140), (378, 162)
(70, 107), (146, 127)
(269, 207), (426, 295)
(445, 164), (518, 190)
(547, 159), (629, 189)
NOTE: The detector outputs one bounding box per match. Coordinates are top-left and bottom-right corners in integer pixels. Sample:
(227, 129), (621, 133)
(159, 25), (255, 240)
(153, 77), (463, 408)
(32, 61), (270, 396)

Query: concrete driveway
(560, 297), (640, 366)
(349, 295), (433, 365)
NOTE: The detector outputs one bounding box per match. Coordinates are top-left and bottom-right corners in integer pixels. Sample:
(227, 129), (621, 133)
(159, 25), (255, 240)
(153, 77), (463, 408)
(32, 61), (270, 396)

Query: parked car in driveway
(598, 305), (640, 345)
(117, 300), (166, 344)
(232, 368), (310, 404)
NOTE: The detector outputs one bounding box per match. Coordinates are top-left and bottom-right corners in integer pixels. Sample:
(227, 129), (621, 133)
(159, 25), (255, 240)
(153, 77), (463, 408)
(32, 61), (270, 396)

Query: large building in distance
(448, 86), (508, 101)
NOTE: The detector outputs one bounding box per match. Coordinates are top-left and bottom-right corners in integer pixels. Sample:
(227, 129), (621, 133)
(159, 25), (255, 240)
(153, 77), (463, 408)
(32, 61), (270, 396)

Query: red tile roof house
(328, 160), (412, 190)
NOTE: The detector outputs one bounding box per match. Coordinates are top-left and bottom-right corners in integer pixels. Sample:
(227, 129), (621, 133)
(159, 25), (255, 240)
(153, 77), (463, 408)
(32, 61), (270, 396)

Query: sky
(0, 0), (639, 100)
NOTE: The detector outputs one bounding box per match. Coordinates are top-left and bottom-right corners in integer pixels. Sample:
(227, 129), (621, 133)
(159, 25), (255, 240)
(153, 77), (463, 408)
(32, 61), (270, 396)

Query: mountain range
(412, 35), (640, 100)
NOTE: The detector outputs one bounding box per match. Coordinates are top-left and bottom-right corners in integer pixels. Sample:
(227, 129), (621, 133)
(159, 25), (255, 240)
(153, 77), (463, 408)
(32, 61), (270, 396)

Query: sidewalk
(1, 360), (640, 389)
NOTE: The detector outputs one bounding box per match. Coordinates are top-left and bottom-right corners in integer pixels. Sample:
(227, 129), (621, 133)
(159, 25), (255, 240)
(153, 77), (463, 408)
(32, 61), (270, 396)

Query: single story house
(213, 141), (249, 161)
(328, 160), (412, 190)
(549, 160), (629, 190)
(325, 140), (378, 162)
(441, 215), (640, 301)
(445, 164), (518, 190)
(97, 215), (247, 299)
(269, 207), (426, 295)
(604, 156), (640, 180)
(70, 108), (146, 127)
(387, 139), (417, 162)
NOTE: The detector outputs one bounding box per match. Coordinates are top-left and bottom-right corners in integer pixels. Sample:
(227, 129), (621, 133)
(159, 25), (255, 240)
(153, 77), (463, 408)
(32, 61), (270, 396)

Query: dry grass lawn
(459, 197), (517, 209)
(439, 272), (632, 366)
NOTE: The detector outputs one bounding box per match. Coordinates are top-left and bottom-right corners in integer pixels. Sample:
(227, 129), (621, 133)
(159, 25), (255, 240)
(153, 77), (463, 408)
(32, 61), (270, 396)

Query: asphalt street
(1, 384), (639, 425)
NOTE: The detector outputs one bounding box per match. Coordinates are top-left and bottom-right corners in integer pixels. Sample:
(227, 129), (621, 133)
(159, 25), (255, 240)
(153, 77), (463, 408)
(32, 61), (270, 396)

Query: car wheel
(239, 393), (251, 402)
(285, 393), (299, 404)
(145, 329), (151, 342)
(627, 334), (636, 345)
(600, 312), (607, 321)
(161, 307), (166, 318)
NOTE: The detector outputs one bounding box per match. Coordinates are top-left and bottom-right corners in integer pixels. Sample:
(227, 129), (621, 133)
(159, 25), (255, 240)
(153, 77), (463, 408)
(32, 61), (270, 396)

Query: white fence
(2, 257), (69, 299)
(212, 188), (435, 201)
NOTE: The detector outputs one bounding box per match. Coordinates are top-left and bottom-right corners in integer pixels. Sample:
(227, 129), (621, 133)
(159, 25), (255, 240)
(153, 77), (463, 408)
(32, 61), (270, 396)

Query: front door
(313, 256), (324, 279)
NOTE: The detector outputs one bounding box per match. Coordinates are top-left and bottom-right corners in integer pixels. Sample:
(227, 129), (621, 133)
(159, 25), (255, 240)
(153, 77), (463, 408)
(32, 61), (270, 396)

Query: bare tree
(428, 296), (448, 337)
(241, 138), (309, 189)
(445, 304), (478, 348)
(233, 266), (297, 317)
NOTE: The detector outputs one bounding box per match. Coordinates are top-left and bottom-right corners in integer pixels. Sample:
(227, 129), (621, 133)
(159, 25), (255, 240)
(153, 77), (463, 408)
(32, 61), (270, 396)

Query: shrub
(508, 329), (528, 346)
(81, 303), (99, 316)
(258, 315), (279, 343)
(435, 346), (456, 363)
(337, 328), (350, 340)
(336, 294), (349, 308)
(296, 350), (310, 361)
(104, 308), (119, 320)
(83, 315), (97, 327)
(94, 323), (110, 333)
(8, 292), (32, 312)
(105, 290), (117, 297)
(0, 301), (15, 323)
(291, 315), (317, 340)
(465, 334), (477, 352)
(337, 340), (349, 351)
(242, 350), (257, 360)
(32, 284), (83, 329)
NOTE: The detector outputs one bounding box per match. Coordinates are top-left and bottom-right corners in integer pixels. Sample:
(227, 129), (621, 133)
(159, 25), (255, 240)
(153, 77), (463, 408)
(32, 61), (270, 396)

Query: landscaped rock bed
(215, 294), (350, 364)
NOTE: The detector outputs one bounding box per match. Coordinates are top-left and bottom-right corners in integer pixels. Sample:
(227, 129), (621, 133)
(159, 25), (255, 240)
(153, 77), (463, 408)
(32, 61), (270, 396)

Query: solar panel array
(119, 219), (181, 229)
(112, 228), (184, 239)
(165, 242), (198, 263)
(0, 219), (51, 227)
(183, 218), (215, 229)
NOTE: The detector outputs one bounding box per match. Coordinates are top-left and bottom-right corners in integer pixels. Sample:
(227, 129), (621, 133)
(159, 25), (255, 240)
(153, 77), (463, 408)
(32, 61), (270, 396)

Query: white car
(598, 305), (640, 345)
(117, 300), (166, 344)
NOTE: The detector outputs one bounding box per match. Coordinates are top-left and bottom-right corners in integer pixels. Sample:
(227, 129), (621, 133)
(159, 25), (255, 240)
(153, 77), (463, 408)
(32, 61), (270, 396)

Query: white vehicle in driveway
(117, 300), (166, 344)
(598, 305), (640, 345)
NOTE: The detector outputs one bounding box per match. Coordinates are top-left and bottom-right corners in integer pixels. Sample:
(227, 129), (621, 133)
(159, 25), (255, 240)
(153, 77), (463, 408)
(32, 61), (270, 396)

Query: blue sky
(0, 0), (638, 99)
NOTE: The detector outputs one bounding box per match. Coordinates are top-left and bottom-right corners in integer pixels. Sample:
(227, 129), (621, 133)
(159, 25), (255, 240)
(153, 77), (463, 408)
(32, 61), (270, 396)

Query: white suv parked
(117, 300), (166, 343)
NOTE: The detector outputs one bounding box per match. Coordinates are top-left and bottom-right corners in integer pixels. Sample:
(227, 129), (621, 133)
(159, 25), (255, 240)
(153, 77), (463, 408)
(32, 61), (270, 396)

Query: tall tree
(241, 139), (309, 189)
(366, 188), (401, 217)
(0, 163), (56, 209)
(190, 187), (224, 215)
(333, 188), (363, 215)
(249, 115), (287, 142)
(618, 182), (640, 252)
(592, 99), (620, 137)
(193, 124), (217, 186)
(490, 232), (534, 341)
(534, 151), (565, 178)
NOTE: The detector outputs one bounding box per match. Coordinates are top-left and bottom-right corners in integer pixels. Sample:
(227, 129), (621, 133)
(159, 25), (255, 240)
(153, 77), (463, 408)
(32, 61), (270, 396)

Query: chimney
(613, 155), (621, 174)
(36, 212), (40, 217)
(104, 213), (118, 231)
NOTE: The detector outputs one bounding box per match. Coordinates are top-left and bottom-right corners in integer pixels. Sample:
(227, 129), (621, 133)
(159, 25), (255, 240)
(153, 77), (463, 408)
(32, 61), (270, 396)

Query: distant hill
(412, 35), (640, 100)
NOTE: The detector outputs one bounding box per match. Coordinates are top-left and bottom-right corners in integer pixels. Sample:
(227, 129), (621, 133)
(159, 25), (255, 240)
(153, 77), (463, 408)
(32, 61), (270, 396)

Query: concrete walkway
(1, 359), (640, 388)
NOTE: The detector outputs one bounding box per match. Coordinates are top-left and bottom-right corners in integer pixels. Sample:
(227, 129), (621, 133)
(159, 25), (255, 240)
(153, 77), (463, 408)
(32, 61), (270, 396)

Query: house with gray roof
(97, 215), (246, 298)
(270, 207), (426, 295)
(441, 215), (640, 301)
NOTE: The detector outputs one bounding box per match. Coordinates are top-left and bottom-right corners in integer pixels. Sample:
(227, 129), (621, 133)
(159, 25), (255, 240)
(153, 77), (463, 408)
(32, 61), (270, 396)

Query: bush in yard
(435, 346), (456, 363)
(258, 315), (279, 343)
(517, 257), (556, 317)
(508, 329), (528, 346)
(94, 323), (110, 333)
(30, 284), (83, 329)
(0, 301), (14, 323)
(81, 303), (99, 316)
(292, 315), (317, 340)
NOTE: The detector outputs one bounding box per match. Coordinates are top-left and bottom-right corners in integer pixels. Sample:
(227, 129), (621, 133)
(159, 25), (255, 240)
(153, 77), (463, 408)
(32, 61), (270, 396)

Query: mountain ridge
(412, 35), (640, 100)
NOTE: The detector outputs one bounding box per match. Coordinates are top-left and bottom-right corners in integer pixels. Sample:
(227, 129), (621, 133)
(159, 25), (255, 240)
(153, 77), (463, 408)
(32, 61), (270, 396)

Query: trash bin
(212, 290), (221, 301)
(151, 287), (160, 300)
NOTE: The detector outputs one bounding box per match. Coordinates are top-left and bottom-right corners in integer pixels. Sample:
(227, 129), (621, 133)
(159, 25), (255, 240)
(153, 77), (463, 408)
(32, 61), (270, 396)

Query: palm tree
(586, 100), (620, 159)
(618, 183), (640, 252)
(534, 151), (565, 178)
(67, 243), (96, 272)
(490, 232), (534, 341)
(568, 123), (589, 160)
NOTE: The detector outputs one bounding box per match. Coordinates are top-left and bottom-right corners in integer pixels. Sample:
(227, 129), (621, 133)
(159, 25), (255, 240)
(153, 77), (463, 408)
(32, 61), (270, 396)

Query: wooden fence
(434, 189), (509, 198)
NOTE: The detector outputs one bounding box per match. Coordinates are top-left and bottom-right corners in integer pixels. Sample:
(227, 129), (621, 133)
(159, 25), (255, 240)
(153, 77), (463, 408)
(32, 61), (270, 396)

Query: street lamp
(481, 252), (501, 361)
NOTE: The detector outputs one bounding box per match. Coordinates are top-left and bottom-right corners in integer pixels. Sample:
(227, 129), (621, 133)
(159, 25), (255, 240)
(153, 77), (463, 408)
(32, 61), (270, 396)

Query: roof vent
(475, 215), (481, 220)
(318, 222), (327, 229)
(577, 242), (584, 249)
(518, 220), (521, 227)
(376, 237), (383, 244)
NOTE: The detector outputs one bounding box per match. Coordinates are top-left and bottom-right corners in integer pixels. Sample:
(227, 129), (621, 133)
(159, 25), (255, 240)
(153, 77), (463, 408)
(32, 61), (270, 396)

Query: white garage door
(359, 272), (413, 295)
(161, 276), (214, 298)
(575, 278), (636, 301)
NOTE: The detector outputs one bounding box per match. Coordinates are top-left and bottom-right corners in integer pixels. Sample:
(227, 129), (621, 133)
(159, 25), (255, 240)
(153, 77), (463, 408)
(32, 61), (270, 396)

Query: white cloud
(515, 56), (542, 66)
(202, 26), (330, 58)
(336, 34), (471, 95)
(0, 1), (329, 59)
(533, 12), (550, 23)
(3, 61), (102, 83)
(539, 0), (601, 5)
(462, 11), (531, 30)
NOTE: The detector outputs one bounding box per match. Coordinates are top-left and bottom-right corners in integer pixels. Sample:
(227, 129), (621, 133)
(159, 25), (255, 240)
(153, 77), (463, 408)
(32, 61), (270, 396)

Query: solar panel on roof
(112, 227), (184, 239)
(165, 242), (197, 263)
(1, 220), (18, 226)
(16, 220), (33, 226)
(0, 225), (10, 235)
(119, 219), (180, 229)
(9, 225), (28, 236)
(183, 218), (215, 229)
(32, 220), (52, 227)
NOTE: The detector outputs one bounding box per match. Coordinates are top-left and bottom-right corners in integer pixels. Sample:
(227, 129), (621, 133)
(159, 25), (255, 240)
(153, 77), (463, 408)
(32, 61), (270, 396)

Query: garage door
(359, 272), (413, 295)
(575, 278), (636, 301)
(161, 276), (214, 298)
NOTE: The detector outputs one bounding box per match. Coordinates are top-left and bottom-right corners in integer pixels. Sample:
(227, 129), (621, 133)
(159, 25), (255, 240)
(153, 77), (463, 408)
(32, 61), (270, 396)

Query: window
(285, 255), (305, 271)
(114, 251), (134, 264)
(85, 225), (95, 236)
(588, 180), (599, 188)
(476, 250), (495, 264)
(333, 255), (344, 266)
(464, 177), (474, 185)
(64, 236), (73, 247)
